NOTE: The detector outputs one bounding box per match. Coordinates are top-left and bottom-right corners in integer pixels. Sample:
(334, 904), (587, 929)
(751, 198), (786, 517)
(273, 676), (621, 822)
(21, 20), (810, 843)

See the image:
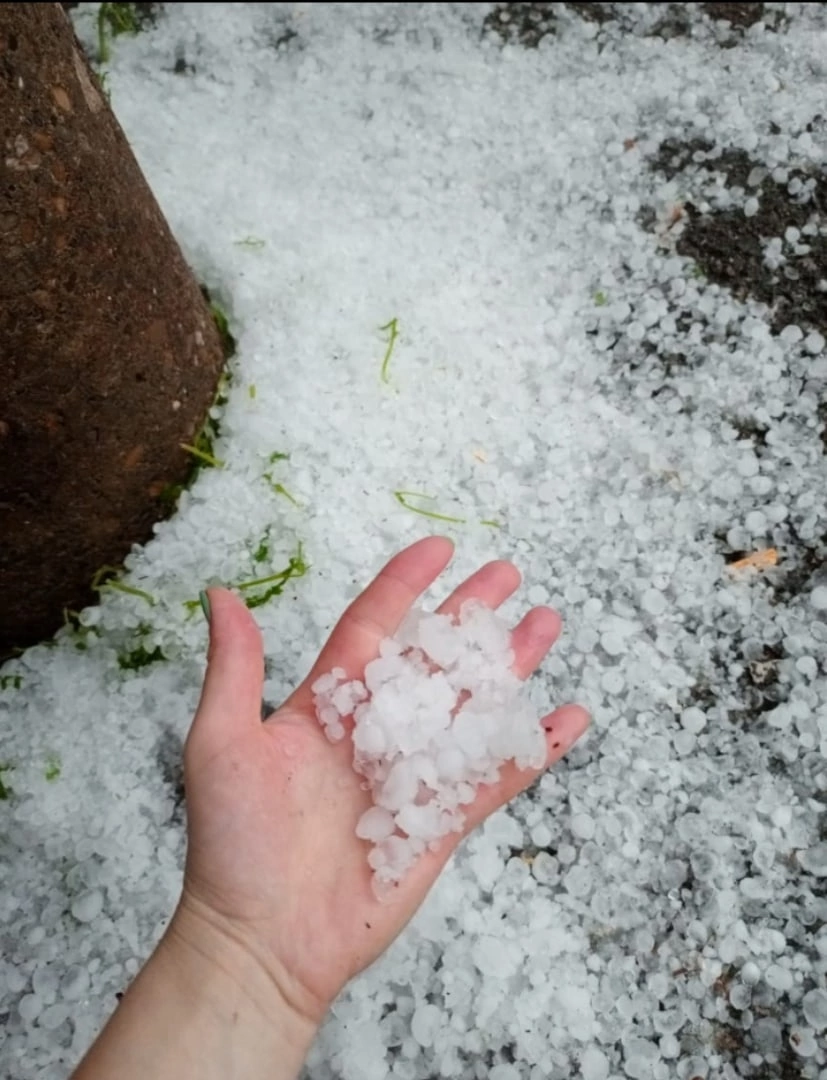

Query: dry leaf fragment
(727, 548), (778, 572)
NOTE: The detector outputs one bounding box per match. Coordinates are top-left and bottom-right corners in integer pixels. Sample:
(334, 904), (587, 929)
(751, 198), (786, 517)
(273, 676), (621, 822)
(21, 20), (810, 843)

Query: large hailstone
(312, 600), (547, 894)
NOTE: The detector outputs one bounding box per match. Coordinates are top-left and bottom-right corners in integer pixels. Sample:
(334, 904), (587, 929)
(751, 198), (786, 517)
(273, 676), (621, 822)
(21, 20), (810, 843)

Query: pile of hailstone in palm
(312, 601), (547, 891)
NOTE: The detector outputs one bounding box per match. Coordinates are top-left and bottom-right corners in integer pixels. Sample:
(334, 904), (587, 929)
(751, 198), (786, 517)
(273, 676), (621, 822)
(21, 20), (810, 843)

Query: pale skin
(72, 536), (590, 1080)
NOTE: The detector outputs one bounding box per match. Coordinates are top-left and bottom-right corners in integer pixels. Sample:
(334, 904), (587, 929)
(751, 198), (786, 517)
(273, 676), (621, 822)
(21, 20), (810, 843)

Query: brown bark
(0, 4), (224, 657)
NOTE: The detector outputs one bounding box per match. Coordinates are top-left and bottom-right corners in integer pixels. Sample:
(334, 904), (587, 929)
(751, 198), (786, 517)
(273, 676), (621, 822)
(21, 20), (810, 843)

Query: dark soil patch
(717, 637), (784, 725)
(731, 643), (786, 723)
(650, 137), (715, 181)
(649, 141), (827, 337)
(688, 678), (718, 711)
(173, 55), (195, 76)
(686, 610), (789, 723)
(700, 3), (765, 29)
(642, 138), (827, 610)
(482, 2), (789, 47)
(767, 526), (827, 606)
(648, 5), (693, 40)
(726, 414), (769, 449)
(711, 516), (827, 610)
(269, 26), (300, 51)
(647, 3), (782, 43)
(482, 3), (560, 47)
(742, 1041), (807, 1080)
(678, 192), (827, 335)
(700, 3), (789, 45)
(651, 142), (755, 188)
(710, 1013), (808, 1079)
(482, 2), (618, 45)
(563, 2), (615, 25)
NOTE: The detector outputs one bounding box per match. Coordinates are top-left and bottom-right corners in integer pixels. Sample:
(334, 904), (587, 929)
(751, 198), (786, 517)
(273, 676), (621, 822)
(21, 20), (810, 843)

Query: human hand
(172, 536), (589, 1038)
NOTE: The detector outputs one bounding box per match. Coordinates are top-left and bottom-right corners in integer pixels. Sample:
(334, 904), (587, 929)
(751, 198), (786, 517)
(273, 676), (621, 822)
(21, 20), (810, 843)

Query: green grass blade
(379, 317), (399, 383)
(180, 443), (225, 469)
(393, 490), (466, 524)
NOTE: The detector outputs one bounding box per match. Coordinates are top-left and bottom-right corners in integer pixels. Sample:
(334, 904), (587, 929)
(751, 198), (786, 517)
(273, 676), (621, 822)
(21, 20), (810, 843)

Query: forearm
(71, 911), (318, 1080)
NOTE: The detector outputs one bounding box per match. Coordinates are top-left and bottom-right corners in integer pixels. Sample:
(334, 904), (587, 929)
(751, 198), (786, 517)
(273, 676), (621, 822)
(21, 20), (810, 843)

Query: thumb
(188, 587), (264, 753)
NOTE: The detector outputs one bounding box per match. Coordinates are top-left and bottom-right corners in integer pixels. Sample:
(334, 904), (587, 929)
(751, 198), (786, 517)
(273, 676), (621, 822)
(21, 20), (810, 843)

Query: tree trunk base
(0, 4), (225, 657)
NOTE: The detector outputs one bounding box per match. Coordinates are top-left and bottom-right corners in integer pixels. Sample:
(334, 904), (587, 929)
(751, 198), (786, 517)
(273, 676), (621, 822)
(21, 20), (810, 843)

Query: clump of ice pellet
(312, 601), (547, 892)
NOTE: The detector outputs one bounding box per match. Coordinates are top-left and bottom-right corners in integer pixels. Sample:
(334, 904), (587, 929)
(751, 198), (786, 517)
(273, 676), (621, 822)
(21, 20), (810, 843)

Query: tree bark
(0, 3), (224, 657)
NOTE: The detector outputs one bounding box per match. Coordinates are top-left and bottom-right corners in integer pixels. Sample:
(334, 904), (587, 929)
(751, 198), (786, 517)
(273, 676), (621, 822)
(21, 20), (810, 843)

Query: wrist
(72, 894), (319, 1080)
(162, 893), (322, 1059)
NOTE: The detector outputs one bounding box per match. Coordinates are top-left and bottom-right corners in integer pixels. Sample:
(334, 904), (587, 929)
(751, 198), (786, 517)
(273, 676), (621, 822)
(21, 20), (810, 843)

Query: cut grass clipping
(185, 542), (309, 614)
(393, 491), (501, 529)
(75, 580), (166, 670)
(118, 642), (166, 672)
(97, 3), (138, 65)
(62, 609), (102, 652)
(91, 566), (156, 606)
(251, 525), (285, 565)
(153, 287), (242, 509)
(234, 236), (266, 250)
(238, 543), (308, 608)
(263, 451), (299, 505)
(0, 762), (14, 801)
(163, 292), (236, 508)
(394, 490), (466, 524)
(379, 317), (399, 384)
(200, 286), (238, 361)
(179, 440), (225, 470)
(96, 3), (156, 65)
(116, 621), (167, 671)
(253, 530), (271, 565)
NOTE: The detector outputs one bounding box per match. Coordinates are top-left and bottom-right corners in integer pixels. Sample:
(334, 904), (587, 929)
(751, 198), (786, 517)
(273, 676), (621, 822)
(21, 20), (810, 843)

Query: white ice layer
(2, 3), (827, 1078)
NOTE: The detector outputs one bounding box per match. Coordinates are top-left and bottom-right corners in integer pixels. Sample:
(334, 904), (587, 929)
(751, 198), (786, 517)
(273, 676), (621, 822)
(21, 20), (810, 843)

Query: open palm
(176, 536), (589, 1026)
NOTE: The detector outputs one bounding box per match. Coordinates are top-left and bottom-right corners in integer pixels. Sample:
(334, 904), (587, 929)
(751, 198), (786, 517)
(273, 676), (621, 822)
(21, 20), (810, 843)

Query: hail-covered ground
(2, 2), (827, 1077)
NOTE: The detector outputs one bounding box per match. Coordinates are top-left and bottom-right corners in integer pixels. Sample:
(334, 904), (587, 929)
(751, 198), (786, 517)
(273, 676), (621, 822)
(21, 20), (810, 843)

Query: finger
(341, 536), (454, 641)
(187, 587), (265, 753)
(460, 704), (591, 834)
(510, 605), (563, 679)
(435, 559), (521, 618)
(285, 536), (454, 710)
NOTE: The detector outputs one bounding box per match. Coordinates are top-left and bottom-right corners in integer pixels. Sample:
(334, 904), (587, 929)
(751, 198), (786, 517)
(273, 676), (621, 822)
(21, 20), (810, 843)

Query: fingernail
(198, 590), (211, 624)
